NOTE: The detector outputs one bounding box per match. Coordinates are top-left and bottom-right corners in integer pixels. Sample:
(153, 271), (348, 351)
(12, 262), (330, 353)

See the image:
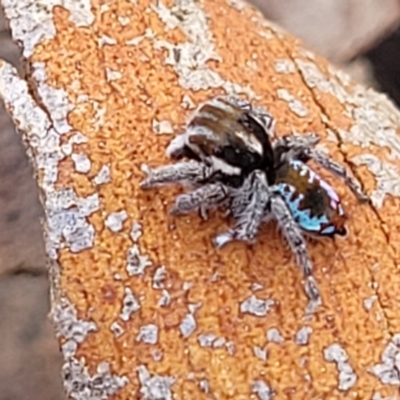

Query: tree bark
(1, 0), (400, 399)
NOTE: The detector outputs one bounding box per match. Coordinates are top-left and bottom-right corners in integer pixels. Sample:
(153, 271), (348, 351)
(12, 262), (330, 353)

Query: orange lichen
(1, 0), (400, 399)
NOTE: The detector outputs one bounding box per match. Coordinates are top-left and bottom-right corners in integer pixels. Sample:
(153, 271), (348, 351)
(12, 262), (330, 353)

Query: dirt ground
(0, 8), (65, 400)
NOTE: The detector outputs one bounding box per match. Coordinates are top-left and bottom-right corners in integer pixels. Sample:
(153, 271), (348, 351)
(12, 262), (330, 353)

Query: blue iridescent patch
(290, 160), (344, 217)
(275, 182), (332, 234)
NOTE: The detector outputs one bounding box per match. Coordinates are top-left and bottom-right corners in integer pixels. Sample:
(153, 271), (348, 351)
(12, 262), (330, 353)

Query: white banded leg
(170, 182), (229, 220)
(273, 133), (320, 161)
(269, 193), (321, 312)
(307, 150), (368, 202)
(140, 160), (214, 189)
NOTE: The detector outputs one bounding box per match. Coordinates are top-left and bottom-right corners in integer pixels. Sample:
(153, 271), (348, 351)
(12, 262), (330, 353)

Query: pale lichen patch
(137, 365), (175, 400)
(87, 99), (107, 131)
(351, 154), (400, 208)
(338, 109), (400, 161)
(187, 302), (202, 314)
(324, 343), (358, 391)
(179, 313), (197, 338)
(93, 164), (111, 185)
(253, 346), (268, 361)
(199, 378), (210, 393)
(110, 321), (124, 338)
(274, 59), (296, 74)
(136, 324), (159, 345)
(294, 326), (313, 346)
(126, 244), (152, 276)
(46, 189), (100, 256)
(0, 62), (61, 190)
(256, 29), (274, 41)
(295, 59), (340, 96)
(130, 222), (143, 242)
(117, 15), (131, 26)
(63, 358), (128, 400)
(181, 94), (196, 110)
(61, 132), (89, 156)
(98, 35), (117, 47)
(120, 287), (140, 321)
(53, 297), (97, 344)
(225, 0), (247, 11)
(2, 0), (94, 57)
(372, 392), (398, 400)
(51, 298), (122, 397)
(240, 295), (274, 317)
(266, 328), (284, 344)
(105, 211), (128, 233)
(196, 333), (231, 351)
(363, 295), (378, 311)
(31, 61), (73, 134)
(198, 333), (217, 347)
(158, 290), (172, 307)
(0, 62), (100, 258)
(150, 348), (163, 362)
(369, 333), (400, 385)
(152, 266), (167, 289)
(151, 0), (256, 97)
(252, 380), (275, 400)
(325, 128), (339, 143)
(277, 88), (308, 117)
(105, 68), (123, 82)
(152, 118), (174, 135)
(225, 341), (236, 356)
(182, 281), (192, 291)
(61, 340), (78, 359)
(126, 28), (155, 46)
(245, 282), (261, 294)
(246, 59), (258, 72)
(212, 336), (226, 348)
(71, 153), (91, 173)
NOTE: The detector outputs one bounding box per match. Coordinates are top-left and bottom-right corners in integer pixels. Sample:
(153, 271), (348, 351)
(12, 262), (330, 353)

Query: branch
(1, 0), (400, 399)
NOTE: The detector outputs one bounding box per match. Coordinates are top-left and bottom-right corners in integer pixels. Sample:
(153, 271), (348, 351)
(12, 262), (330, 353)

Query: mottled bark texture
(1, 1), (400, 399)
(0, 4), (64, 400)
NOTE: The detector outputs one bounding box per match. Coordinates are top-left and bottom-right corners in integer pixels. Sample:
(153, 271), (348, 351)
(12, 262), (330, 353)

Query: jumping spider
(140, 95), (368, 311)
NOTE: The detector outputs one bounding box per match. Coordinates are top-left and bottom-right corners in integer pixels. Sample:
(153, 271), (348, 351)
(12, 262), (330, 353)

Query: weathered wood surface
(1, 0), (400, 399)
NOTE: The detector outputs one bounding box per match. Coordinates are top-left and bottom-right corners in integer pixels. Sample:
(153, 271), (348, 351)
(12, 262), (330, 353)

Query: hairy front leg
(307, 149), (369, 202)
(269, 193), (322, 314)
(169, 182), (229, 219)
(213, 170), (270, 247)
(140, 160), (214, 189)
(273, 133), (320, 161)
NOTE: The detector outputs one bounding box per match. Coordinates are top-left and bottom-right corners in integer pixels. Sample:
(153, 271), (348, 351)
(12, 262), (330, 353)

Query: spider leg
(223, 95), (251, 110)
(269, 192), (322, 312)
(273, 133), (320, 161)
(306, 149), (369, 202)
(170, 182), (229, 219)
(140, 160), (214, 189)
(213, 170), (270, 247)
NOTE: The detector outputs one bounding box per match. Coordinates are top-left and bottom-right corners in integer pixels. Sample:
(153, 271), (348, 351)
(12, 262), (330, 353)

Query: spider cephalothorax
(140, 95), (368, 312)
(167, 96), (276, 183)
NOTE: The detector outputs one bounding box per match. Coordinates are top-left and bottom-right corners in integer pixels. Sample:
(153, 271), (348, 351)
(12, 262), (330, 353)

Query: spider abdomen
(274, 160), (347, 237)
